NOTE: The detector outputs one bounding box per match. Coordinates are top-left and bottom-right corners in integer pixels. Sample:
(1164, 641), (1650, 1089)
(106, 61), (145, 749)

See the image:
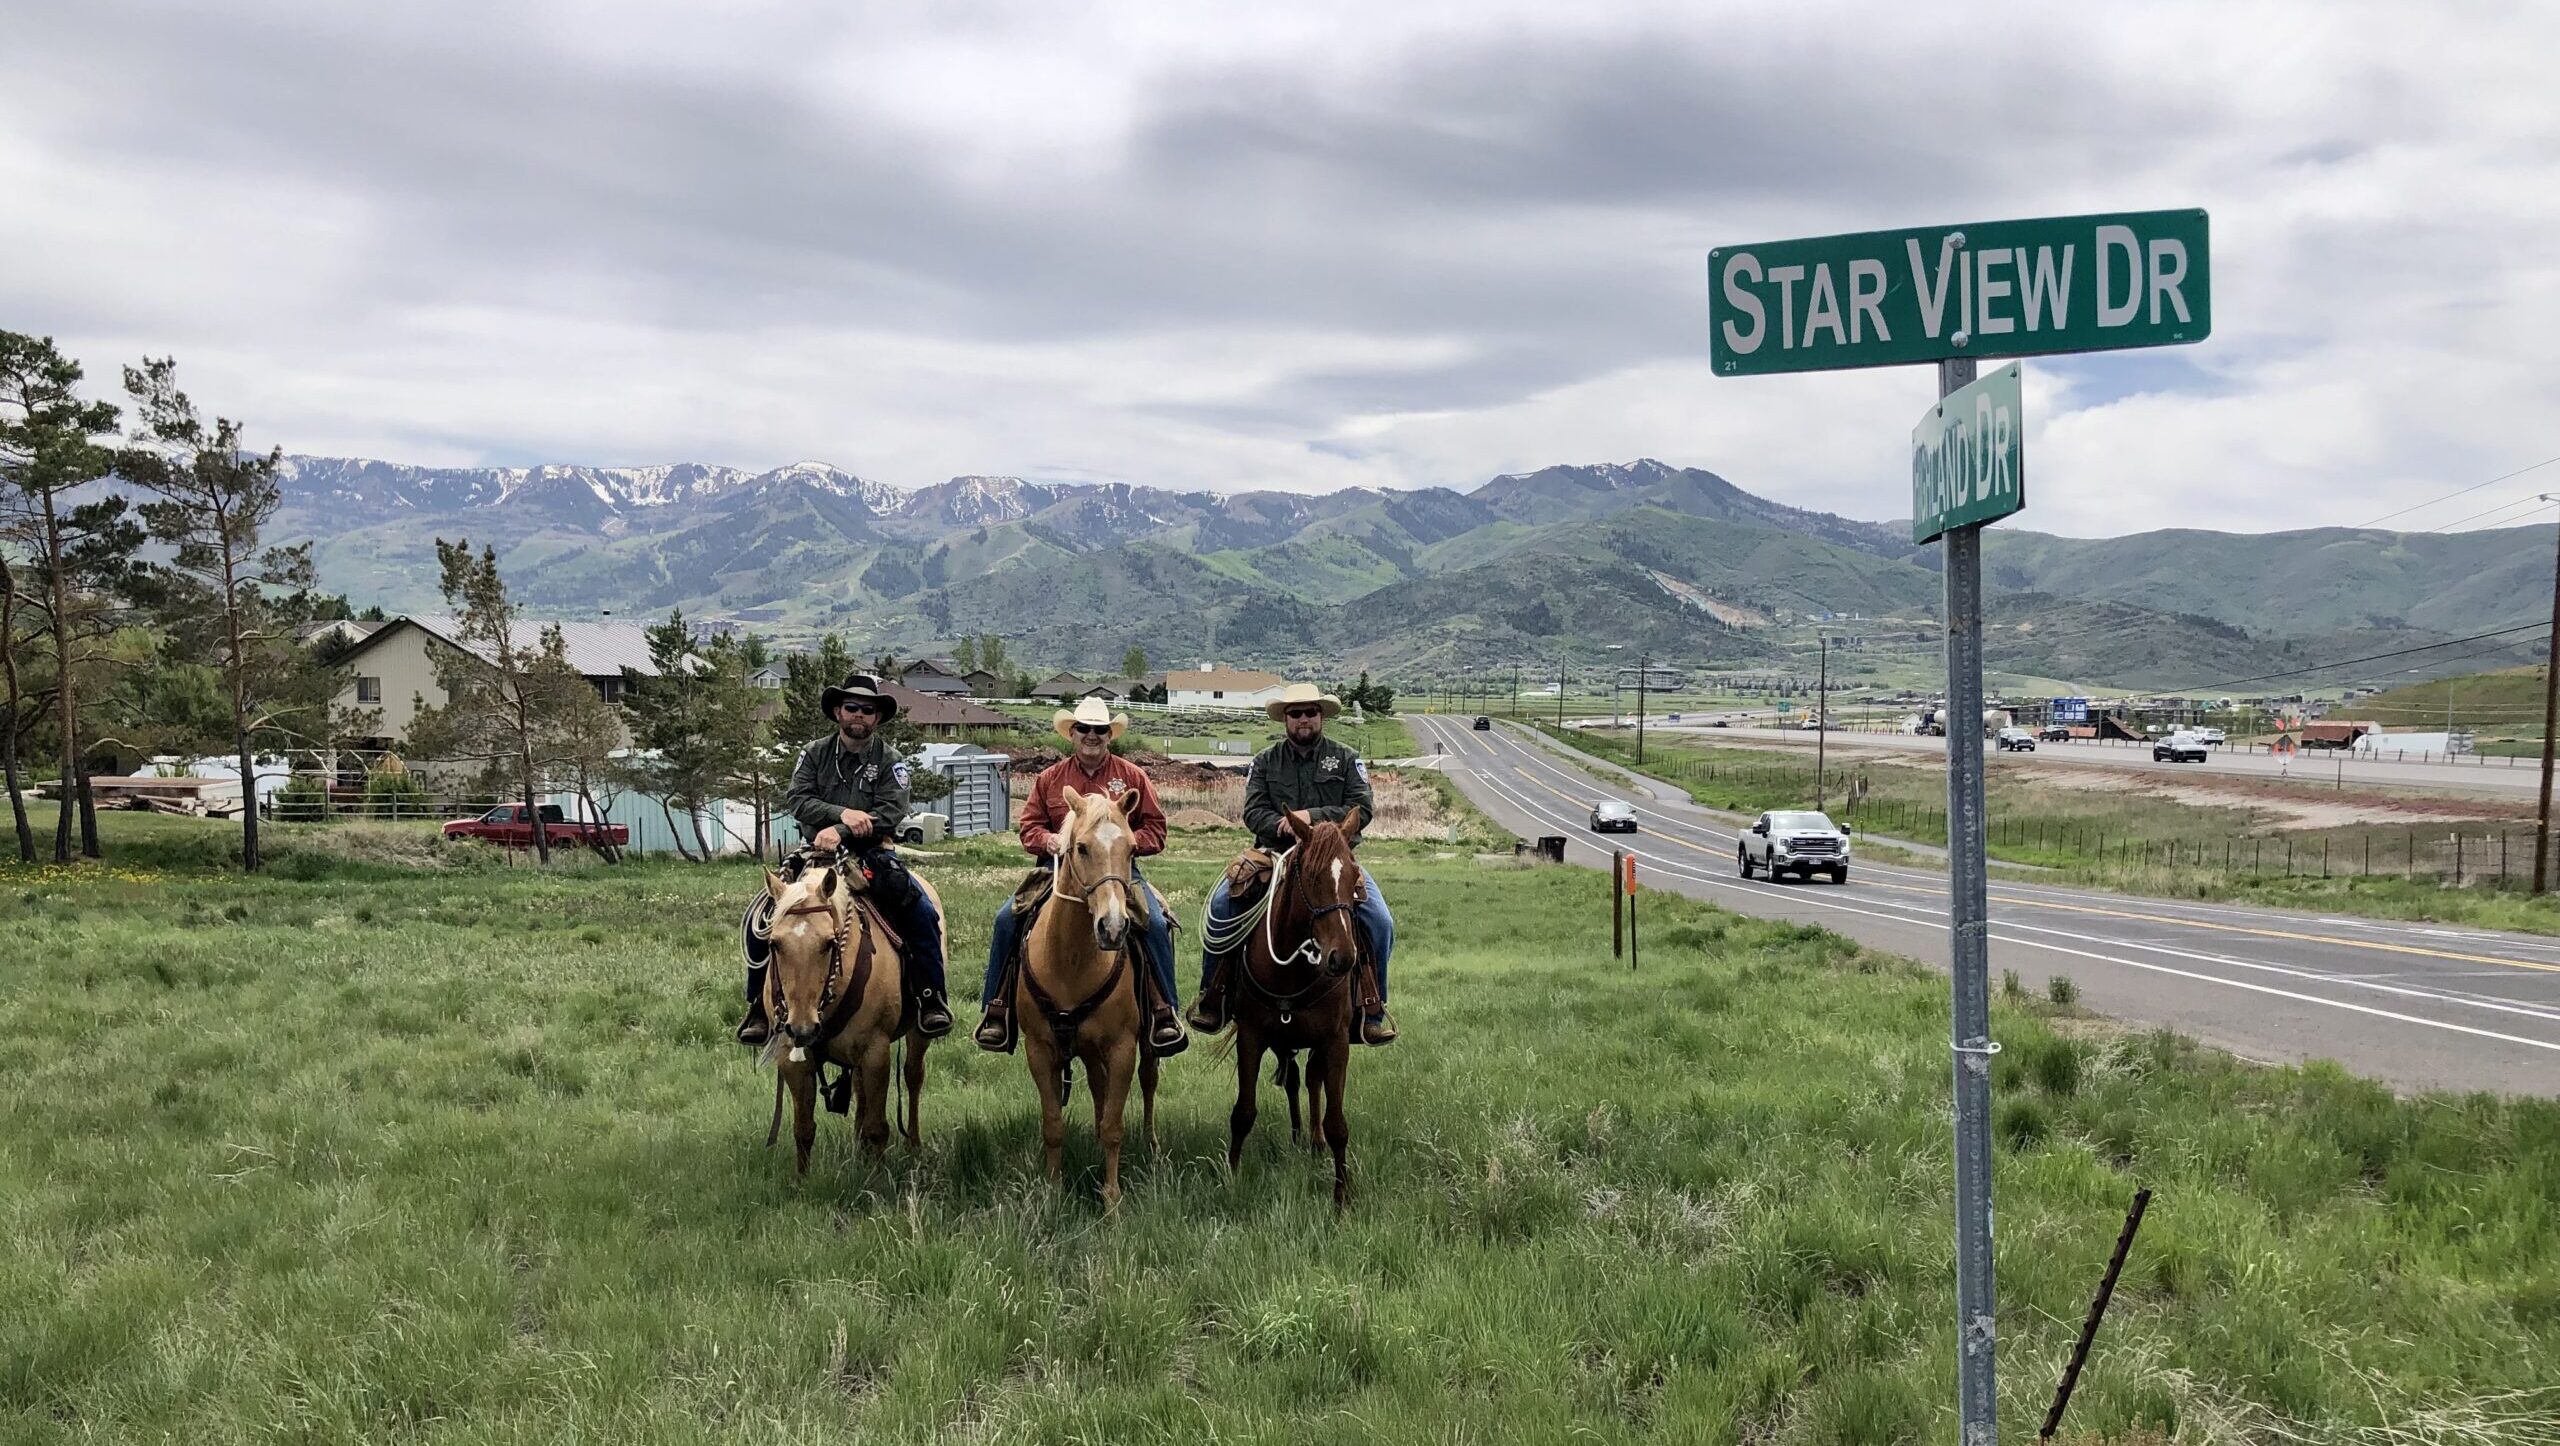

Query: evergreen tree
(0, 331), (142, 862)
(119, 359), (343, 871)
(622, 613), (758, 860)
(781, 633), (857, 734)
(1122, 644), (1147, 680)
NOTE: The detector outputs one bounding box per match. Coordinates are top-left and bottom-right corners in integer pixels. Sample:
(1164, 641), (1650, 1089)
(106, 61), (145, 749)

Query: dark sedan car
(1472, 715), (1493, 730)
(1589, 799), (1638, 833)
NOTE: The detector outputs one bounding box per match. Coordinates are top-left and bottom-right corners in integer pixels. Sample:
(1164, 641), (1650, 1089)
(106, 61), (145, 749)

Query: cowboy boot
(1186, 959), (1230, 1033)
(975, 966), (1016, 1052)
(916, 991), (954, 1038)
(1149, 1003), (1190, 1055)
(736, 966), (770, 1045)
(1355, 969), (1395, 1046)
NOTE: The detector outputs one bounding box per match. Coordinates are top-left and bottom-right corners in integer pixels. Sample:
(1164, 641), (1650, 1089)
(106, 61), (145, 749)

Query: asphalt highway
(1409, 714), (2560, 1096)
(1645, 720), (2544, 798)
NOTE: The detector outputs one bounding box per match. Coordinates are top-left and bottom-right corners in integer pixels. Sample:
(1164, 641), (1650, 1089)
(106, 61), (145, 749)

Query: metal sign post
(1935, 357), (2002, 1446)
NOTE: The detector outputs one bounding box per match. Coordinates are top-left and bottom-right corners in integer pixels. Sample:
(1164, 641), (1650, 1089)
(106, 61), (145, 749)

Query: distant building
(1165, 667), (1286, 709)
(1027, 672), (1092, 701)
(961, 669), (1006, 697)
(898, 658), (975, 696)
(331, 615), (674, 756)
(880, 684), (1013, 739)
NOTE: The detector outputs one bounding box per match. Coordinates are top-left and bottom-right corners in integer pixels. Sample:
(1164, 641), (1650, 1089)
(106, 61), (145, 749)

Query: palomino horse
(754, 858), (935, 1175)
(1014, 787), (1162, 1211)
(1225, 806), (1370, 1209)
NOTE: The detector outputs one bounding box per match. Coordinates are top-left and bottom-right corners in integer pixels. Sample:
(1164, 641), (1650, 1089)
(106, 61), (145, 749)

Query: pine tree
(118, 359), (343, 871)
(0, 331), (142, 862)
(781, 633), (857, 733)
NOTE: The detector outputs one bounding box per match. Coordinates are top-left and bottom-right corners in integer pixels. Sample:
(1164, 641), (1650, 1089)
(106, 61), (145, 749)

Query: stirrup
(1148, 1008), (1190, 1057)
(915, 992), (954, 1038)
(1361, 1009), (1398, 1046)
(736, 1004), (770, 1046)
(975, 1003), (1014, 1053)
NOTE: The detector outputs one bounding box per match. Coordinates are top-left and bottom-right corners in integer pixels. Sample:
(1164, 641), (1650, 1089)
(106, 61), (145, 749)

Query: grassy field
(3, 816), (2555, 1443)
(2362, 666), (2549, 750)
(1541, 723), (2560, 937)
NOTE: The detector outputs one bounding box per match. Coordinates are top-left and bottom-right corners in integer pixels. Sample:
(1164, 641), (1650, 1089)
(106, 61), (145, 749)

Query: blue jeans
(985, 865), (1178, 1009)
(1200, 868), (1392, 1013)
(742, 849), (946, 1001)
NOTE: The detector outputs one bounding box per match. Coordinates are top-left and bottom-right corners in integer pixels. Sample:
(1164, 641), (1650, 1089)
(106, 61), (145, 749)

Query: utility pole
(1817, 633), (1830, 812)
(1557, 654), (1566, 725)
(1636, 651), (1650, 764)
(2537, 494), (2560, 894)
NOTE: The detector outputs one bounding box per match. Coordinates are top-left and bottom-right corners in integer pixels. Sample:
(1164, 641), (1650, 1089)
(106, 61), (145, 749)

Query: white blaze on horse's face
(1069, 795), (1136, 952)
(767, 873), (842, 1044)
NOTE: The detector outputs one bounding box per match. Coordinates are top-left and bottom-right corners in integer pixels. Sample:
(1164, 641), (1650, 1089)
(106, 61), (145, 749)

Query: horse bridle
(1242, 837), (1366, 1023)
(767, 890), (857, 1033)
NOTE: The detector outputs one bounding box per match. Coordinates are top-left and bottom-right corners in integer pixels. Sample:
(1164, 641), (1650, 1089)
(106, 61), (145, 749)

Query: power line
(2185, 623), (2546, 693)
(2431, 494), (2555, 534)
(2357, 453), (2560, 529)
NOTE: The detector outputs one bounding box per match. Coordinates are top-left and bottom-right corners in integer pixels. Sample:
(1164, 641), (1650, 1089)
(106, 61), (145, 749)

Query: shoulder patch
(1353, 759), (1369, 782)
(891, 762), (911, 788)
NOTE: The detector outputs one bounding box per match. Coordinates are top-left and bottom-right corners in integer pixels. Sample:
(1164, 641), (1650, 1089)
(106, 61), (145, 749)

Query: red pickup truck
(441, 803), (629, 851)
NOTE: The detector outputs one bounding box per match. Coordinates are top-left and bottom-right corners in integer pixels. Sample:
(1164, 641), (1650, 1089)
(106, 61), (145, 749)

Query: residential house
(331, 615), (670, 757)
(898, 657), (975, 696)
(881, 685), (1013, 739)
(1028, 672), (1090, 702)
(962, 668), (1006, 697)
(1165, 667), (1286, 709)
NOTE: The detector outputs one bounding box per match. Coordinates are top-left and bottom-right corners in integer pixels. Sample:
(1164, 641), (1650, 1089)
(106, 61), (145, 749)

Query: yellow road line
(1858, 878), (2560, 976)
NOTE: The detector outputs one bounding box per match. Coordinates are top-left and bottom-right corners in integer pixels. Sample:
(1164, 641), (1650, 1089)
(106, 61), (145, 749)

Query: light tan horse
(1014, 787), (1162, 1210)
(755, 861), (936, 1175)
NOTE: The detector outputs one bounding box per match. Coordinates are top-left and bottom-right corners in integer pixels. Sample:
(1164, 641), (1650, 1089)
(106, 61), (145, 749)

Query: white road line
(1423, 718), (2560, 1057)
(1483, 720), (2560, 964)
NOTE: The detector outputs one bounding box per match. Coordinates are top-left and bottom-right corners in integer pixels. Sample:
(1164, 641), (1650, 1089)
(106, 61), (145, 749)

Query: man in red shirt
(976, 697), (1187, 1055)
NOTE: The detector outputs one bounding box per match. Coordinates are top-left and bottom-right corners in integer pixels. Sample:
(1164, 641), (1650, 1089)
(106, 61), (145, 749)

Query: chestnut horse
(754, 860), (934, 1175)
(1014, 787), (1162, 1211)
(1225, 806), (1370, 1208)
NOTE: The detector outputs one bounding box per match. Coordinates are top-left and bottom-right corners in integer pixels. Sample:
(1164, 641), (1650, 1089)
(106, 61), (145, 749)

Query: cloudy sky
(5, 0), (2554, 537)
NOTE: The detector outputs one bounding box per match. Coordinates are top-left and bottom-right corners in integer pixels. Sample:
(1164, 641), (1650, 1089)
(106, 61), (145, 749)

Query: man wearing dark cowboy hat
(975, 697), (1187, 1056)
(1187, 683), (1396, 1045)
(735, 673), (954, 1045)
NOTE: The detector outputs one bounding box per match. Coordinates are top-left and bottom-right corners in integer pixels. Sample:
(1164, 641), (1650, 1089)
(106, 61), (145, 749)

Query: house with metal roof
(329, 615), (680, 755)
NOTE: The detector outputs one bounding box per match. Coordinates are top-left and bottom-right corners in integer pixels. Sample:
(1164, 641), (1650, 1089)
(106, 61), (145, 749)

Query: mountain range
(275, 455), (2550, 691)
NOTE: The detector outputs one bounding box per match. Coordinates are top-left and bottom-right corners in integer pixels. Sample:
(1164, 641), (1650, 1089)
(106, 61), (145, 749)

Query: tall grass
(1, 825), (2552, 1441)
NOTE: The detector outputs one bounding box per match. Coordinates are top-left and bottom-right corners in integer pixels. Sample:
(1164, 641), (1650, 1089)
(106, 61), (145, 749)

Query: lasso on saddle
(743, 847), (913, 1114)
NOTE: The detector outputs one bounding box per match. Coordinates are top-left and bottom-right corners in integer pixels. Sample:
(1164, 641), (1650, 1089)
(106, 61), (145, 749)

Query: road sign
(1710, 209), (2209, 375)
(1912, 363), (2023, 543)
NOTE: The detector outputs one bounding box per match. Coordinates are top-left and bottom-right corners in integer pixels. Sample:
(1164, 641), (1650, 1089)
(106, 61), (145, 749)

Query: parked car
(1737, 809), (1851, 884)
(895, 812), (950, 845)
(2153, 733), (2210, 763)
(1995, 727), (2037, 752)
(2038, 724), (2072, 742)
(1589, 799), (1638, 834)
(1472, 715), (1492, 731)
(442, 803), (629, 850)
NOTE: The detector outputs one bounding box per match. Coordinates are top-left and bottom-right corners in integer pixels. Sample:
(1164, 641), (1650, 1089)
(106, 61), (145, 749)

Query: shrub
(362, 767), (430, 819)
(2046, 973), (2080, 1006)
(269, 775), (328, 823)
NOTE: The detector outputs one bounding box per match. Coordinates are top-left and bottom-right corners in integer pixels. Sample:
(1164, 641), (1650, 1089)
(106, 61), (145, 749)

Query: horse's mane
(1291, 815), (1358, 883)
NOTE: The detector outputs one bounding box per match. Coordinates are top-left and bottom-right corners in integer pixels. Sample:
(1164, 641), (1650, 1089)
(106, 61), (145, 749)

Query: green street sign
(1710, 209), (2208, 375)
(1912, 363), (2022, 544)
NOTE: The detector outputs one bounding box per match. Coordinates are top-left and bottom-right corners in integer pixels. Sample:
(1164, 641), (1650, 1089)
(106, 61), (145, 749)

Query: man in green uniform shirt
(736, 673), (954, 1044)
(1187, 683), (1396, 1044)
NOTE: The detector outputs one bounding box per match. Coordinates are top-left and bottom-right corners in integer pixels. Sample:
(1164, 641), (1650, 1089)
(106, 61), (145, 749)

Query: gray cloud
(4, 1), (2556, 535)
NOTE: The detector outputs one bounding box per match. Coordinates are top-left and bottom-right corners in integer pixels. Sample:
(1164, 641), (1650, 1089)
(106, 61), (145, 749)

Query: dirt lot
(2014, 759), (2520, 830)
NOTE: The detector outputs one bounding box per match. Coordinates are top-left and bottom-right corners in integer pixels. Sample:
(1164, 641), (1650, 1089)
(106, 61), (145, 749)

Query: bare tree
(403, 541), (591, 864)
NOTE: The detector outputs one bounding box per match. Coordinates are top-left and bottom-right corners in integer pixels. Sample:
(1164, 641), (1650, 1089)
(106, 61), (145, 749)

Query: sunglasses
(1072, 724), (1112, 737)
(1283, 707), (1325, 720)
(837, 702), (879, 717)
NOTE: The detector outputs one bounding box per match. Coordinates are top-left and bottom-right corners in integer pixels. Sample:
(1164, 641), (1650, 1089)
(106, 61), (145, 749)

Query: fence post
(2455, 834), (2464, 886)
(1611, 848), (1625, 961)
(2407, 828), (2415, 880)
(2364, 835), (2371, 876)
(2321, 839), (2329, 879)
(2502, 832), (2510, 886)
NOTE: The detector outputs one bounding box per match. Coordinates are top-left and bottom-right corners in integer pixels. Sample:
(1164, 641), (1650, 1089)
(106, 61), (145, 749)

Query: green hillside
(2359, 665), (2550, 734)
(1982, 524), (2555, 636)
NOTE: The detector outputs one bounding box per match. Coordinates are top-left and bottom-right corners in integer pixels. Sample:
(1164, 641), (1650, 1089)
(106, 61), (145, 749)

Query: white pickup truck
(1738, 809), (1852, 884)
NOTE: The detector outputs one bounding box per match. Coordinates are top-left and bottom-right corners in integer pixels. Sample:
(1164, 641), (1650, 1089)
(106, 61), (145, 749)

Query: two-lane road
(1410, 714), (2559, 1095)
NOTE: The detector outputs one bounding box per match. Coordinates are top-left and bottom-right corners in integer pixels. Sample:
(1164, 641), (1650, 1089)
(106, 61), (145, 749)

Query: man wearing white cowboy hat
(975, 697), (1187, 1054)
(1188, 682), (1396, 1045)
(737, 672), (954, 1044)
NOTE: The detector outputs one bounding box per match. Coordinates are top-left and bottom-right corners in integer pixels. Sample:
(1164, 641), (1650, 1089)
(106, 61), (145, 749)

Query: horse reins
(1022, 818), (1137, 1056)
(768, 886), (875, 1057)
(1240, 835), (1365, 1025)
